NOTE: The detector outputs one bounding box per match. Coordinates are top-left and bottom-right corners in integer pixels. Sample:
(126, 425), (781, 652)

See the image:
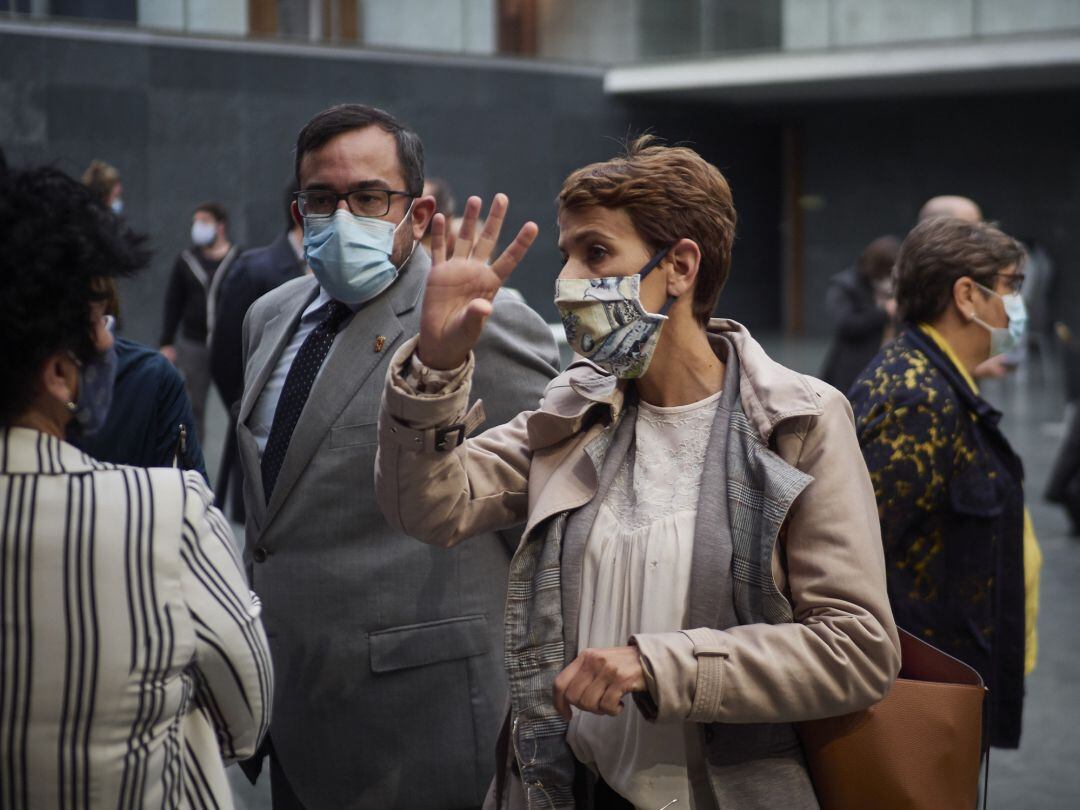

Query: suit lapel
(262, 251), (428, 529)
(237, 277), (318, 517)
(239, 278), (318, 426)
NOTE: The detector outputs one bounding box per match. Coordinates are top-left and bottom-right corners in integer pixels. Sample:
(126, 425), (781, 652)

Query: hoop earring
(66, 401), (78, 413)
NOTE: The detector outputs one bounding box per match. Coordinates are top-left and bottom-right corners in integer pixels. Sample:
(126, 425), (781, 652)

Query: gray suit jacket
(237, 249), (559, 809)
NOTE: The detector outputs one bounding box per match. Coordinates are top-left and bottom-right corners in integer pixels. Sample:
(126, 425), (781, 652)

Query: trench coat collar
(524, 318), (823, 453)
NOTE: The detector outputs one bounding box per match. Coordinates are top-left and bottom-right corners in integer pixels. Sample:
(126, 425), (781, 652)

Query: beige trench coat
(376, 319), (901, 808)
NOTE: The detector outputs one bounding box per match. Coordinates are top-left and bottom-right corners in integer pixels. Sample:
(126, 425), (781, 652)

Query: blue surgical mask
(973, 284), (1027, 355)
(70, 313), (118, 438)
(303, 205), (415, 305)
(110, 198), (124, 216)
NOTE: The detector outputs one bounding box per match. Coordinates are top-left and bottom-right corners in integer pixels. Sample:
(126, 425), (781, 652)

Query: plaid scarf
(502, 342), (813, 808)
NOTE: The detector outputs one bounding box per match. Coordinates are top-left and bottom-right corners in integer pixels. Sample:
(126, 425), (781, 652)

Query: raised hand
(417, 194), (538, 370)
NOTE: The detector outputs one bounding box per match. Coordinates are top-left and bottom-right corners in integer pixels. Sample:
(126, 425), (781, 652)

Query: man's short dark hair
(896, 217), (1025, 324)
(195, 201), (228, 225)
(294, 104), (425, 197)
(0, 163), (148, 424)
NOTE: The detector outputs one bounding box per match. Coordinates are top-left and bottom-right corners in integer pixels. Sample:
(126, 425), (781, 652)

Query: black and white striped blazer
(0, 427), (272, 809)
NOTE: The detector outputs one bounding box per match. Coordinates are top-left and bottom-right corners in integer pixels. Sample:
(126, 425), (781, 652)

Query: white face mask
(191, 220), (217, 247)
(971, 283), (1028, 355)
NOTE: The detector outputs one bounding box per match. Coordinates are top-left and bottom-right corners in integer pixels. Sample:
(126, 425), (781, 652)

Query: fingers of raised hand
(491, 221), (539, 282)
(472, 193), (508, 264)
(452, 196), (483, 259)
(461, 298), (494, 344)
(430, 213), (447, 265)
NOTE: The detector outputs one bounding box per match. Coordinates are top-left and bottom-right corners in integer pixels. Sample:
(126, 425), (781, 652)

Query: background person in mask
(236, 103), (559, 809)
(849, 216), (1038, 749)
(819, 235), (899, 395)
(76, 278), (208, 478)
(81, 158), (124, 214)
(376, 136), (899, 809)
(0, 157), (272, 808)
(159, 201), (241, 438)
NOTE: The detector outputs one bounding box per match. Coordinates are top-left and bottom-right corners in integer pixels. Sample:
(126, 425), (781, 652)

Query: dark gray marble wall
(0, 25), (784, 347)
(796, 92), (1080, 338)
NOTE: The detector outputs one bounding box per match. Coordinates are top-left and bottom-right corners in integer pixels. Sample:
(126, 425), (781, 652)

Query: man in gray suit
(237, 104), (559, 809)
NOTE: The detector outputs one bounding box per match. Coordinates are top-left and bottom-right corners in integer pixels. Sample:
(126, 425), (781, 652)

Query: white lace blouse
(567, 390), (721, 809)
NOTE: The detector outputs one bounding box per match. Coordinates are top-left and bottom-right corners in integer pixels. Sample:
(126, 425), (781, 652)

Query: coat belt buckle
(434, 423), (466, 451)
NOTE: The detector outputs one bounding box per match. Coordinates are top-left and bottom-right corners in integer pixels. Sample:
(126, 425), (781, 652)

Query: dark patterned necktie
(261, 300), (352, 502)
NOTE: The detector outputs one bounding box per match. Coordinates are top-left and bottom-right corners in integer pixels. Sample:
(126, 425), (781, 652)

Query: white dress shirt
(249, 287), (356, 457)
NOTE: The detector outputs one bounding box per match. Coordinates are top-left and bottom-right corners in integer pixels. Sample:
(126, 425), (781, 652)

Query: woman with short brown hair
(377, 138), (900, 808)
(850, 216), (1035, 749)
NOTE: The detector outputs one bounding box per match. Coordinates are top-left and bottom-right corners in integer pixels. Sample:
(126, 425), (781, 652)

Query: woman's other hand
(553, 645), (647, 721)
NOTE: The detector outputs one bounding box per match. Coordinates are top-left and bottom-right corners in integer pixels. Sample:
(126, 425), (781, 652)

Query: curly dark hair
(896, 217), (1025, 324)
(0, 162), (149, 425)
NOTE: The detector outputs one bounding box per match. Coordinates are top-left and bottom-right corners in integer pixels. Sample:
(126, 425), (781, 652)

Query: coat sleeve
(376, 335), (552, 549)
(159, 257), (187, 346)
(632, 387), (901, 724)
(179, 472), (273, 761)
(376, 294), (558, 547)
(151, 356), (208, 481)
(210, 253), (255, 408)
(471, 293), (561, 427)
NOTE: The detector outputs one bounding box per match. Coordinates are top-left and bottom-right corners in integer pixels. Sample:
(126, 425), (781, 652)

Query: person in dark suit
(211, 183), (306, 518)
(211, 182), (306, 410)
(819, 235), (899, 395)
(236, 104), (560, 808)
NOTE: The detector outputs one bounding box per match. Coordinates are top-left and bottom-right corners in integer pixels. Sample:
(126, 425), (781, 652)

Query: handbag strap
(979, 688), (991, 810)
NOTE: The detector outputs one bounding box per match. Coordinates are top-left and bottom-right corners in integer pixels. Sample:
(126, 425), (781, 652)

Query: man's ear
(291, 200), (303, 228)
(409, 195), (436, 241)
(667, 238), (702, 298)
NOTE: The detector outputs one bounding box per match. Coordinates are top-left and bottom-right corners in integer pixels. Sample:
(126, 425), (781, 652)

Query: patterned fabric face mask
(554, 247), (673, 379)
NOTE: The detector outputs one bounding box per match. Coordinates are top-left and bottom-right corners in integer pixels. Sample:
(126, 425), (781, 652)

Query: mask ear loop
(393, 199), (418, 270)
(640, 245), (678, 316)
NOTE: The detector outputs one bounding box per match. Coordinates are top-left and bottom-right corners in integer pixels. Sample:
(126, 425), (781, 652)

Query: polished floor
(197, 333), (1080, 809)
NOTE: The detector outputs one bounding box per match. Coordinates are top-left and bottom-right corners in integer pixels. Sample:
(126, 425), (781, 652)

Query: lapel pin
(374, 335), (386, 353)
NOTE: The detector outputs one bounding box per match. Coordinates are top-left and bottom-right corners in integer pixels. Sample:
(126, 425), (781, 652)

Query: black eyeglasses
(295, 188), (414, 219)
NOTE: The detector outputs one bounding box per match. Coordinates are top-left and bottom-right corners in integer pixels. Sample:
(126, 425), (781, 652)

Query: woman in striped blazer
(0, 159), (273, 808)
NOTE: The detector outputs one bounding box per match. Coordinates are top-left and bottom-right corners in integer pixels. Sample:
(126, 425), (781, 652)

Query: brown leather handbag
(798, 628), (987, 810)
